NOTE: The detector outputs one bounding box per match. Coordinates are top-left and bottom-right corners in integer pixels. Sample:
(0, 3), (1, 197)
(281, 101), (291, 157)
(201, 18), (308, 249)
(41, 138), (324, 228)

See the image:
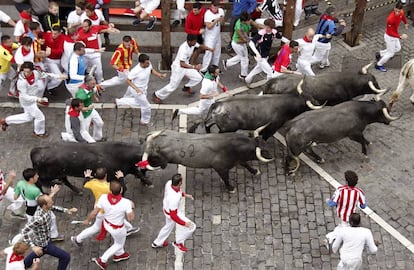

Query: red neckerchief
(80, 83), (92, 91)
(9, 252), (24, 263)
(68, 107), (80, 117)
(2, 44), (13, 54)
(89, 12), (98, 21)
(303, 35), (311, 43)
(321, 14), (334, 21)
(25, 72), (35, 85)
(22, 46), (31, 56)
(209, 6), (219, 14)
(107, 193), (122, 205)
(171, 184), (180, 193)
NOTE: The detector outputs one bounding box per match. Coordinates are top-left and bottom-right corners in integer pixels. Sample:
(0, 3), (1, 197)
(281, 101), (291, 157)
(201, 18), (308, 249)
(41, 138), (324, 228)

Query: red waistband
(104, 218), (124, 229)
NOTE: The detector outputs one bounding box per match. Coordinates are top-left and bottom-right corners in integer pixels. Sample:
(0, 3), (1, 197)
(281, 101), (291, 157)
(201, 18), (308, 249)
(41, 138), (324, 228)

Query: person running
(0, 168), (25, 218)
(295, 28), (323, 76)
(272, 40), (301, 76)
(61, 98), (89, 143)
(152, 174), (196, 253)
(132, 0), (159, 30)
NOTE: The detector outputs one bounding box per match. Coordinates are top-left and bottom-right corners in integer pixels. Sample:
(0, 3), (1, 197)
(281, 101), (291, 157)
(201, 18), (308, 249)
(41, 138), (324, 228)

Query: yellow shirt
(84, 179), (110, 206)
(0, 43), (18, 74)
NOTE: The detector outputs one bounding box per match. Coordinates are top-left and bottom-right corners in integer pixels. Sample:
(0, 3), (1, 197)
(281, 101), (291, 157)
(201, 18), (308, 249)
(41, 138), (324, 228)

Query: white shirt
(200, 76), (218, 96)
(96, 194), (133, 226)
(204, 8), (225, 38)
(14, 45), (35, 66)
(4, 246), (25, 270)
(296, 34), (322, 62)
(162, 180), (183, 213)
(127, 62), (152, 93)
(14, 19), (42, 38)
(17, 70), (59, 107)
(80, 9), (105, 26)
(0, 10), (11, 38)
(173, 41), (200, 67)
(332, 226), (378, 262)
(67, 10), (84, 28)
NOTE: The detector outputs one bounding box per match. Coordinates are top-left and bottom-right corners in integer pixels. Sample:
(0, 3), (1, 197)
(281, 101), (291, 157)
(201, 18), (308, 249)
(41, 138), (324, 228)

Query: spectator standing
(314, 7), (346, 69)
(295, 28), (323, 76)
(227, 0), (257, 51)
(42, 2), (61, 32)
(132, 0), (159, 30)
(152, 174), (196, 253)
(324, 170), (367, 251)
(116, 54), (166, 126)
(332, 213), (379, 270)
(375, 2), (409, 72)
(184, 1), (206, 65)
(0, 35), (18, 98)
(272, 40), (301, 76)
(0, 10), (16, 39)
(200, 0), (225, 73)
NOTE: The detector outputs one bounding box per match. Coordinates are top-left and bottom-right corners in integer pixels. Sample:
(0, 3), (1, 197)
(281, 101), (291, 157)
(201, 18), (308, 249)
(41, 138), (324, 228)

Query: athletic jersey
(330, 185), (367, 222)
(84, 179), (110, 206)
(68, 53), (87, 84)
(4, 246), (25, 270)
(127, 62), (152, 93)
(204, 7), (225, 38)
(110, 38), (139, 70)
(96, 194), (132, 226)
(173, 41), (200, 67)
(232, 19), (251, 43)
(273, 44), (291, 72)
(0, 43), (18, 74)
(75, 86), (94, 118)
(14, 180), (41, 207)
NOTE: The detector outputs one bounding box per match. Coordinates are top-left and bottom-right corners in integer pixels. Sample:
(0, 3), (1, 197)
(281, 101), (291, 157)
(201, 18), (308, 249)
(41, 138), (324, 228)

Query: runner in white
(152, 174), (196, 253)
(295, 28), (323, 76)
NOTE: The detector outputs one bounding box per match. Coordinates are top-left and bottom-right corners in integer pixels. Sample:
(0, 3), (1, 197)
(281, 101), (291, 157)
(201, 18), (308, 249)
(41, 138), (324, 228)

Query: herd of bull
(30, 62), (406, 194)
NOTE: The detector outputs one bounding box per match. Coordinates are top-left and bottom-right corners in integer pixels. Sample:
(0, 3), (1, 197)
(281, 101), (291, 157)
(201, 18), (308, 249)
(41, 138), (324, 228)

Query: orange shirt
(110, 38), (139, 70)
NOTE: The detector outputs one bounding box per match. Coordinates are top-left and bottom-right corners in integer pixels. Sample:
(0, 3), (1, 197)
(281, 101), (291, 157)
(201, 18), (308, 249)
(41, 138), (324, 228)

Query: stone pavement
(1, 0), (414, 269)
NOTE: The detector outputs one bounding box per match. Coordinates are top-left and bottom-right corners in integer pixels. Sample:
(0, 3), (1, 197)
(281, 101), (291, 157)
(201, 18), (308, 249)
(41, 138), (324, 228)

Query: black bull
(188, 94), (322, 140)
(263, 63), (388, 105)
(30, 142), (151, 193)
(140, 129), (273, 193)
(283, 100), (399, 175)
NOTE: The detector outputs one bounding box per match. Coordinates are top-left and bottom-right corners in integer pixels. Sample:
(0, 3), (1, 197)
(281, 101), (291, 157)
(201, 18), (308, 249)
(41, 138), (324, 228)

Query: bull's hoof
(255, 170), (261, 176)
(142, 179), (154, 188)
(227, 186), (236, 194)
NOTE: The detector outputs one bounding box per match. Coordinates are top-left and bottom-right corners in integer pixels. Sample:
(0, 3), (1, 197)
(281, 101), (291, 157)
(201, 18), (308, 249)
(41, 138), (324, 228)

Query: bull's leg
(137, 169), (154, 188)
(60, 177), (83, 195)
(240, 162), (260, 176)
(215, 169), (236, 194)
(306, 147), (325, 163)
(349, 134), (369, 155)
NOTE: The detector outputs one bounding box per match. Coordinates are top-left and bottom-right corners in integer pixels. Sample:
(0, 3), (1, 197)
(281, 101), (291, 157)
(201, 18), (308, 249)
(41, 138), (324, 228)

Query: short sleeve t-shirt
(232, 19), (251, 43)
(67, 10), (82, 27)
(4, 246), (25, 270)
(80, 9), (105, 26)
(84, 179), (110, 206)
(127, 62), (153, 93)
(273, 44), (291, 72)
(75, 88), (94, 118)
(204, 8), (225, 38)
(14, 180), (42, 207)
(173, 41), (200, 67)
(96, 194), (133, 226)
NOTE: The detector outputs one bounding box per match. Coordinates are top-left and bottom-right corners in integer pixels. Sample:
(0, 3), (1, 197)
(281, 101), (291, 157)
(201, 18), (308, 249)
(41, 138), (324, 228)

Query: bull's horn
(306, 100), (325, 110)
(255, 147), (273, 162)
(288, 156), (301, 175)
(382, 107), (400, 121)
(253, 123), (270, 138)
(361, 62), (374, 74)
(368, 81), (387, 94)
(140, 152), (159, 171)
(296, 79), (304, 94)
(146, 130), (164, 142)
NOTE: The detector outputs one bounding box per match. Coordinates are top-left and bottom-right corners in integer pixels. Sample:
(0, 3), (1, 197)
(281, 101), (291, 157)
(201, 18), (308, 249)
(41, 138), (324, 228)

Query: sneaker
(51, 234), (65, 242)
(319, 63), (325, 69)
(113, 252), (130, 262)
(71, 236), (82, 247)
(171, 109), (179, 121)
(1, 118), (8, 131)
(7, 92), (19, 98)
(132, 19), (141, 26)
(152, 93), (162, 104)
(140, 121), (154, 127)
(96, 137), (107, 142)
(171, 20), (180, 27)
(182, 86), (195, 95)
(92, 257), (107, 270)
(172, 241), (187, 252)
(152, 240), (169, 248)
(126, 227), (140, 236)
(375, 52), (381, 61)
(375, 65), (387, 72)
(182, 86), (191, 92)
(146, 16), (157, 30)
(238, 74), (246, 80)
(222, 59), (227, 71)
(32, 132), (49, 138)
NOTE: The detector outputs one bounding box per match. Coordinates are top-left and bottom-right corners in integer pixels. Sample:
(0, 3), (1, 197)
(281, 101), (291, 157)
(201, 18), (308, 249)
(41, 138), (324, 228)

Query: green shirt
(232, 19), (251, 43)
(14, 180), (42, 207)
(75, 88), (94, 118)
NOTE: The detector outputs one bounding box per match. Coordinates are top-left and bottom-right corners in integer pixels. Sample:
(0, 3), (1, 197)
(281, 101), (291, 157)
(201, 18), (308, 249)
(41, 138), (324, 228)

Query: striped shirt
(328, 185), (367, 222)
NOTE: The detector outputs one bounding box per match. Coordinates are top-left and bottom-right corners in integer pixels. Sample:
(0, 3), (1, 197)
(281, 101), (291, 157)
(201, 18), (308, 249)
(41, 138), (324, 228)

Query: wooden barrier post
(344, 0), (367, 47)
(283, 0), (296, 41)
(161, 0), (172, 70)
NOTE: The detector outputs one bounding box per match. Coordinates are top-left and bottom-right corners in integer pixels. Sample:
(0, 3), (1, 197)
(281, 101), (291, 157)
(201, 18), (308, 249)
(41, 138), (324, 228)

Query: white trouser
(245, 57), (275, 83)
(116, 88), (151, 124)
(201, 35), (221, 72)
(227, 41), (249, 76)
(296, 57), (318, 76)
(294, 0), (303, 26)
(44, 58), (62, 89)
(337, 258), (362, 270)
(155, 64), (202, 100)
(377, 33), (401, 66)
(0, 69), (17, 94)
(85, 54), (103, 83)
(174, 0), (186, 20)
(65, 82), (82, 97)
(0, 187), (25, 215)
(100, 219), (127, 263)
(100, 70), (129, 89)
(5, 103), (46, 134)
(153, 211), (196, 246)
(61, 105), (91, 142)
(314, 42), (331, 66)
(79, 109), (104, 142)
(326, 220), (349, 244)
(179, 98), (214, 116)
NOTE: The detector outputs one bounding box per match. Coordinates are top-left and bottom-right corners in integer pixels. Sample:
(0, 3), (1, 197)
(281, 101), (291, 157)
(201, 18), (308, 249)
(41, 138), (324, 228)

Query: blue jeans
(24, 241), (70, 270)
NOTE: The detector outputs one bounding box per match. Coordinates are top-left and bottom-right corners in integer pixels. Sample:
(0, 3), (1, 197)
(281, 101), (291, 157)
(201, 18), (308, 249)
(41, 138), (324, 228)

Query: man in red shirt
(43, 26), (73, 91)
(376, 2), (408, 72)
(184, 2), (206, 65)
(272, 40), (301, 77)
(76, 19), (120, 83)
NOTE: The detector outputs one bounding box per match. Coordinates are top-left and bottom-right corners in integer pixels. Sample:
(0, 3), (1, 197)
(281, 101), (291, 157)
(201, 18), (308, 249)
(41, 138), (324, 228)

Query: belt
(104, 218), (124, 229)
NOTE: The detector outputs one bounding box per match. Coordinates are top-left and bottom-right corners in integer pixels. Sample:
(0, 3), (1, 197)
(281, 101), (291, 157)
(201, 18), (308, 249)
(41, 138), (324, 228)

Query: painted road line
(175, 113), (187, 270)
(273, 132), (414, 254)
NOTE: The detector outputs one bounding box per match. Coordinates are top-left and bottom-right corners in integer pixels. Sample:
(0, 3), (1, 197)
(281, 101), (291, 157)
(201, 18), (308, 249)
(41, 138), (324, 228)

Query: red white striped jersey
(331, 185), (366, 222)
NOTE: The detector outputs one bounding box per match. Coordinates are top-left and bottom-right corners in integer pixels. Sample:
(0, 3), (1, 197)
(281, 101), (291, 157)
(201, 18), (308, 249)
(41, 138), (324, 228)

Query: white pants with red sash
(100, 218), (127, 263)
(153, 210), (196, 246)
